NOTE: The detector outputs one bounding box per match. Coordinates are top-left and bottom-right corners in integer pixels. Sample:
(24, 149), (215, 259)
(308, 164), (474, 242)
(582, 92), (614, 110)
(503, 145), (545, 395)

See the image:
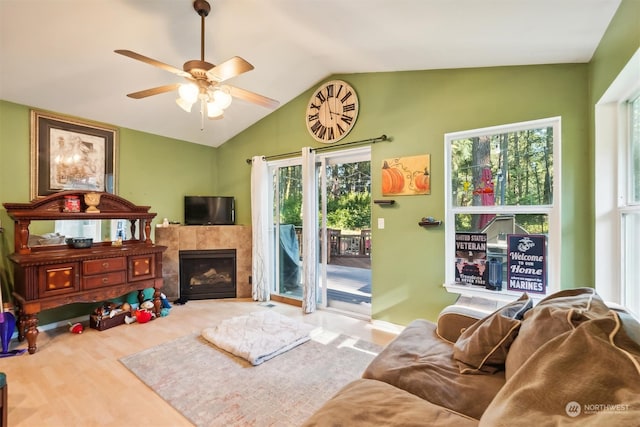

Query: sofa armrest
(302, 379), (479, 427)
(436, 305), (490, 343)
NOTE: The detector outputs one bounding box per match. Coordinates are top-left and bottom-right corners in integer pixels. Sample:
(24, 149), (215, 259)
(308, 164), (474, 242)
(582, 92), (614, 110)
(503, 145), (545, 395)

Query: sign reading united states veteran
(455, 232), (488, 287)
(507, 234), (547, 294)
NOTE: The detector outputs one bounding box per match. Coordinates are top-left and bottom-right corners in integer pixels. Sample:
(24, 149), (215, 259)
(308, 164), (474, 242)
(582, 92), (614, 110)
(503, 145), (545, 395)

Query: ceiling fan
(115, 0), (278, 121)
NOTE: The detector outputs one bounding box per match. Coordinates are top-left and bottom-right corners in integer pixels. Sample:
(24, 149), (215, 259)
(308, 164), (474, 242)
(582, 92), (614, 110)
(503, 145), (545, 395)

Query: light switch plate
(378, 218), (385, 229)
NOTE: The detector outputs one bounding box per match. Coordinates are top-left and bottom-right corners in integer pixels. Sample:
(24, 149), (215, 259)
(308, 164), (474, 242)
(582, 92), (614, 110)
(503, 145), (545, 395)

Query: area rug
(201, 310), (315, 365)
(120, 329), (381, 427)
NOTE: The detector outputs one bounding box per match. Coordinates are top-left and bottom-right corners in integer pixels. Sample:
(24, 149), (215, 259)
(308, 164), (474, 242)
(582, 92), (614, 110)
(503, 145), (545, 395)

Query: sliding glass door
(271, 159), (304, 299)
(318, 147), (371, 317)
(268, 147), (371, 318)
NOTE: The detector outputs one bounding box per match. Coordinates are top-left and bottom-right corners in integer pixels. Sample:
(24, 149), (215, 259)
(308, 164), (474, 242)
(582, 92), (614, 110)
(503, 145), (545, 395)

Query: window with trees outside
(595, 49), (640, 319)
(622, 94), (640, 316)
(444, 117), (561, 299)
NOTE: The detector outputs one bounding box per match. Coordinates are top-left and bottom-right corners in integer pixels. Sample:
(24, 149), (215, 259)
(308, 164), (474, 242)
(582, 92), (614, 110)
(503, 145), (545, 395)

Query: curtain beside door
(301, 148), (317, 313)
(250, 149), (318, 313)
(250, 156), (271, 301)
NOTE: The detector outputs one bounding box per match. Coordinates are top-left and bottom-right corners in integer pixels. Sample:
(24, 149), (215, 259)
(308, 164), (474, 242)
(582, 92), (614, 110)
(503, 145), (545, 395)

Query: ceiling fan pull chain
(200, 99), (205, 130)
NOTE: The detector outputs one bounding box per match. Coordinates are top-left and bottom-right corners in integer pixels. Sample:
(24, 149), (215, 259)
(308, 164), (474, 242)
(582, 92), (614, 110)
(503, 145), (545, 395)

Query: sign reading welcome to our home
(507, 234), (547, 294)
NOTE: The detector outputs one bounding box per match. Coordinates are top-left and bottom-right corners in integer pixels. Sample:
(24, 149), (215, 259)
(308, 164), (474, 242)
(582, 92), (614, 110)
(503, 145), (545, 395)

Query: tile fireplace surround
(155, 225), (252, 300)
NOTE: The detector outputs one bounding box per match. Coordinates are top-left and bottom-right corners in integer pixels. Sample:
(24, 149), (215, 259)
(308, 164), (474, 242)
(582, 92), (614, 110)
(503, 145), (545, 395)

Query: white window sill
(444, 282), (547, 305)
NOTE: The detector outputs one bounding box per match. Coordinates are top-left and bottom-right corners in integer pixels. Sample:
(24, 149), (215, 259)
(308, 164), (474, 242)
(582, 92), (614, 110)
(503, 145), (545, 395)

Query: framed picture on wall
(30, 110), (118, 199)
(381, 154), (431, 196)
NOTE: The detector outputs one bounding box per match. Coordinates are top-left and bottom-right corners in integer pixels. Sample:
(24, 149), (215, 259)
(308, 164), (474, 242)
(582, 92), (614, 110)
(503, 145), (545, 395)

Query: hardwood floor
(2, 299), (399, 426)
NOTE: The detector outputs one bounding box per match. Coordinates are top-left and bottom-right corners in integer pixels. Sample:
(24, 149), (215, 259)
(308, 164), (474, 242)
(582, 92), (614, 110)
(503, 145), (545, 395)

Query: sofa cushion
(505, 287), (610, 380)
(363, 319), (505, 420)
(453, 293), (532, 374)
(302, 379), (479, 427)
(479, 310), (640, 426)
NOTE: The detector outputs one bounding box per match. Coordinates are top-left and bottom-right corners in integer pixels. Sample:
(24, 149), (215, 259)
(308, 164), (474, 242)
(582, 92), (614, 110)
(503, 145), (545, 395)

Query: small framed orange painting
(381, 154), (430, 196)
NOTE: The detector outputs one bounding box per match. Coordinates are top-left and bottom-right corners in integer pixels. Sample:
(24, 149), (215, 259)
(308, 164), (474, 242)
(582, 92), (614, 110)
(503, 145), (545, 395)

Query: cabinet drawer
(83, 257), (126, 275)
(83, 271), (126, 290)
(128, 253), (156, 282)
(38, 262), (80, 297)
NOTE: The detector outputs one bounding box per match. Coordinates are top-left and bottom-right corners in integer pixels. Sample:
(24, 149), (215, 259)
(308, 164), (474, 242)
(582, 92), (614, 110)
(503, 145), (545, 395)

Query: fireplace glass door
(179, 249), (237, 300)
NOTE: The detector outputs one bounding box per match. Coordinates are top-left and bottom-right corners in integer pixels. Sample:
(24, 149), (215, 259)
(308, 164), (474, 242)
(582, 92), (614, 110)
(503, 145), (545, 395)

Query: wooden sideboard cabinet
(3, 191), (167, 354)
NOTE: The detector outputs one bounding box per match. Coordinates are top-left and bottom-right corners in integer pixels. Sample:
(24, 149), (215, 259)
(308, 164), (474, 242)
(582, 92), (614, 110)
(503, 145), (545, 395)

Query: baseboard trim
(270, 294), (303, 307)
(370, 319), (405, 334)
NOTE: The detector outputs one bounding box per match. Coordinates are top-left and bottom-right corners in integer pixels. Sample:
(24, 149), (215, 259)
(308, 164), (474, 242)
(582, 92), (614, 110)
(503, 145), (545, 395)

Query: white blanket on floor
(201, 310), (315, 365)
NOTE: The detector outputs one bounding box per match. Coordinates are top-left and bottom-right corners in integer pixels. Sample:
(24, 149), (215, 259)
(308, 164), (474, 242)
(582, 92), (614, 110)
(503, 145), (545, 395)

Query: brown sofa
(302, 288), (640, 426)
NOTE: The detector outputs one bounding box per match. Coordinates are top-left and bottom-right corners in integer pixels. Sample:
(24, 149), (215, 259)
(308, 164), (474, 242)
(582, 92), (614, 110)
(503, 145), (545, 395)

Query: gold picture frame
(30, 110), (118, 199)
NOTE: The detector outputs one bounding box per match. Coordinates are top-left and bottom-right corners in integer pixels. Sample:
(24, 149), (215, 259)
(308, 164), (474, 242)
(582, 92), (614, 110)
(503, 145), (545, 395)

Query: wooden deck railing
(292, 227), (371, 261)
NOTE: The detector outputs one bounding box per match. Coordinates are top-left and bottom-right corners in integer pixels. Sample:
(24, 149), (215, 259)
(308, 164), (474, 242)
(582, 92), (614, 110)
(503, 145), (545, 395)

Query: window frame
(444, 117), (562, 300)
(622, 95), (640, 317)
(595, 48), (640, 315)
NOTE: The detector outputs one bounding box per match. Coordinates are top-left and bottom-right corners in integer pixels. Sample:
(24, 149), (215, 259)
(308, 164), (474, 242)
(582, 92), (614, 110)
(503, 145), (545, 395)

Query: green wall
(589, 0), (640, 104)
(0, 100), (217, 323)
(216, 64), (591, 325)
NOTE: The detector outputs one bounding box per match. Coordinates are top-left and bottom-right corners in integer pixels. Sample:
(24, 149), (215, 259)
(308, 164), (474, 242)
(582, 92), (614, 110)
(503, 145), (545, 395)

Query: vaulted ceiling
(0, 0), (621, 147)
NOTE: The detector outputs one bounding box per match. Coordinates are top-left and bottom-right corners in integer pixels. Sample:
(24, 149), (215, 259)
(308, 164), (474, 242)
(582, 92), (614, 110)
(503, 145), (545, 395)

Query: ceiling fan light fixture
(206, 102), (224, 118)
(178, 83), (199, 104)
(212, 87), (233, 110)
(176, 97), (194, 112)
(116, 0), (278, 126)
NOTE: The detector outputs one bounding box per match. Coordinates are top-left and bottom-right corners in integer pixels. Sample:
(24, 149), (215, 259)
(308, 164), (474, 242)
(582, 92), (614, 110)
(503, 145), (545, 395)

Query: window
(445, 117), (561, 299)
(595, 48), (640, 318)
(621, 94), (640, 316)
(630, 95), (640, 203)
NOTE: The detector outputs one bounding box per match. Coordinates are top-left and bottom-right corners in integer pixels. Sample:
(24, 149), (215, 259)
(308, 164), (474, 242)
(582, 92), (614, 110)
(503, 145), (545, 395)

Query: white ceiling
(0, 0), (621, 148)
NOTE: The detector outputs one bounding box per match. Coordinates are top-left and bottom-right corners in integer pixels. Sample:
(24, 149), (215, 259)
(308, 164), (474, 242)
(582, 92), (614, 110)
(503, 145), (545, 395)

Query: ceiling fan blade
(115, 49), (188, 77)
(229, 86), (279, 109)
(206, 56), (254, 82)
(126, 84), (180, 99)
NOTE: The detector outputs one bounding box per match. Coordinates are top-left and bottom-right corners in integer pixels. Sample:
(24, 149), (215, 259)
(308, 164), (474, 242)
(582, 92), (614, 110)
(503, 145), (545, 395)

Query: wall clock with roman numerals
(306, 80), (359, 144)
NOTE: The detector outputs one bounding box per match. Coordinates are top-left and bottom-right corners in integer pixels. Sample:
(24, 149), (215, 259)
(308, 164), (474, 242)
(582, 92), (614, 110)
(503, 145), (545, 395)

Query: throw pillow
(479, 310), (640, 426)
(504, 287), (610, 380)
(453, 293), (533, 374)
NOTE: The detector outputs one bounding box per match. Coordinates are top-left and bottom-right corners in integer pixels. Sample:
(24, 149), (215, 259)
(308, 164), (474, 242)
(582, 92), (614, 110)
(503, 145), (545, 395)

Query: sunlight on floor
(310, 328), (342, 345)
(337, 336), (379, 356)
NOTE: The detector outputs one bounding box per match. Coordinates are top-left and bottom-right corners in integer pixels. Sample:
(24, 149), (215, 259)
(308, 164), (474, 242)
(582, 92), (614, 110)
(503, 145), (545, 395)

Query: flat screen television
(184, 196), (235, 225)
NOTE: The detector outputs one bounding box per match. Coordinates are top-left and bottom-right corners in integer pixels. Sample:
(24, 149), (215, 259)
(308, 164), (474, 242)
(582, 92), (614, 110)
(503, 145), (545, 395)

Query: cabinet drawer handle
(102, 278), (109, 284)
(102, 262), (110, 269)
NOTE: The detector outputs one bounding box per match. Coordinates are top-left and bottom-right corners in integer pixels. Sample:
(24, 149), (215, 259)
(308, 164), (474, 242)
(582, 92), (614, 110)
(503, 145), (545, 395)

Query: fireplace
(179, 249), (237, 300)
